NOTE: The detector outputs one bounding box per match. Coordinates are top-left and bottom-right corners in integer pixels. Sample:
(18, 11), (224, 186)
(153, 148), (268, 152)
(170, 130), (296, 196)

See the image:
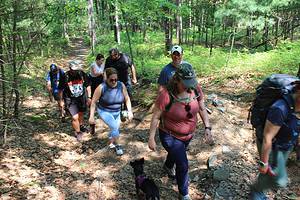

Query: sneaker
(108, 143), (116, 149)
(115, 145), (124, 156)
(249, 190), (268, 200)
(75, 131), (83, 142)
(80, 125), (89, 133)
(179, 194), (191, 200)
(163, 164), (176, 178)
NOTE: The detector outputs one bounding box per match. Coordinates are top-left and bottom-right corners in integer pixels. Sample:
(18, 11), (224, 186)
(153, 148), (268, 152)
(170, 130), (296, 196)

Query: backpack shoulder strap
(165, 89), (174, 112)
(193, 88), (201, 102)
(282, 94), (294, 121)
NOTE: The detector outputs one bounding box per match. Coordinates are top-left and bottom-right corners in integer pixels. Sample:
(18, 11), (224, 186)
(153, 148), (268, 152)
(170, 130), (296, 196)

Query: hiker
(250, 79), (300, 199)
(158, 45), (188, 92)
(58, 60), (91, 142)
(148, 63), (213, 200)
(104, 48), (137, 99)
(89, 67), (133, 156)
(89, 53), (105, 97)
(45, 63), (65, 121)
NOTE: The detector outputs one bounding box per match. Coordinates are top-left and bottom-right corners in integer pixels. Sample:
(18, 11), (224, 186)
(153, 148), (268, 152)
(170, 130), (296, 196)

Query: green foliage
(92, 30), (300, 87)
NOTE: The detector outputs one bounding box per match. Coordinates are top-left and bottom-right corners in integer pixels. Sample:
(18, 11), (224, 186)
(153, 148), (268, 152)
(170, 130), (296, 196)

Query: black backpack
(249, 74), (299, 138)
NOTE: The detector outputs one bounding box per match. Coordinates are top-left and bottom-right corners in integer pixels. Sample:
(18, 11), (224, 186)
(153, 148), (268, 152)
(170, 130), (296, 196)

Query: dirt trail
(0, 39), (299, 200)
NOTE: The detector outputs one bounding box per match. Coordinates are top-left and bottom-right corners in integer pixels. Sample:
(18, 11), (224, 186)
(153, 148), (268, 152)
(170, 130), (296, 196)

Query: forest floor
(0, 39), (299, 200)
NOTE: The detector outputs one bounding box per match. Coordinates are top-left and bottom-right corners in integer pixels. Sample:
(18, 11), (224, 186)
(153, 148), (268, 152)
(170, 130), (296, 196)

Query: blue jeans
(159, 129), (191, 196)
(98, 109), (121, 139)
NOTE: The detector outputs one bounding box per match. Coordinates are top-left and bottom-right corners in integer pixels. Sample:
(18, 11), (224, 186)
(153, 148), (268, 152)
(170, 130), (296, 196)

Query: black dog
(130, 158), (160, 200)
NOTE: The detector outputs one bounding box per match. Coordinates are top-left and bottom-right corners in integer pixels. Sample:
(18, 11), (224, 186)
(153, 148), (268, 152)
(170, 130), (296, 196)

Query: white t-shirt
(90, 61), (104, 77)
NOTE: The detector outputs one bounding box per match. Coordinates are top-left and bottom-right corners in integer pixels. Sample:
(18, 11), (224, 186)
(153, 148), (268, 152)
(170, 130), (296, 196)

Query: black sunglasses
(109, 78), (117, 82)
(185, 104), (193, 119)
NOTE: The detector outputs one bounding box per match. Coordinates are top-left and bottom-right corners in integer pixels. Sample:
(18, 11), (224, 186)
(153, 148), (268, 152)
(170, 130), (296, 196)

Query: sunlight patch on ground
(34, 133), (77, 150)
(23, 96), (50, 108)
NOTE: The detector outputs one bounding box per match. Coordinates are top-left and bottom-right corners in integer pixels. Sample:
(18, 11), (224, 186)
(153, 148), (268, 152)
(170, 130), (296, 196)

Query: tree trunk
(209, 3), (216, 56)
(247, 26), (253, 49)
(263, 15), (269, 51)
(113, 1), (120, 44)
(274, 14), (279, 46)
(176, 0), (182, 44)
(163, 5), (172, 51)
(12, 0), (19, 118)
(121, 10), (134, 64)
(63, 0), (68, 39)
(88, 0), (96, 53)
(225, 28), (236, 68)
(205, 11), (209, 48)
(0, 16), (6, 117)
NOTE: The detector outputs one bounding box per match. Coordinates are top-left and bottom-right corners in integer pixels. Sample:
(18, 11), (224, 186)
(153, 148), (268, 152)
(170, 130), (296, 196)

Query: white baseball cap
(69, 60), (82, 70)
(171, 45), (183, 54)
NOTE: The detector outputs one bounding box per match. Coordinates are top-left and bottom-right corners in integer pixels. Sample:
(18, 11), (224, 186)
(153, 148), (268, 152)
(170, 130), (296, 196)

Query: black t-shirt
(105, 53), (132, 84)
(59, 70), (90, 98)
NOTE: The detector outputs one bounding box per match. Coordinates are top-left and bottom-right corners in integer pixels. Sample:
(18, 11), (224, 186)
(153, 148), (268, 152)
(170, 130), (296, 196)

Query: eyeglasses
(109, 78), (117, 83)
(185, 104), (193, 119)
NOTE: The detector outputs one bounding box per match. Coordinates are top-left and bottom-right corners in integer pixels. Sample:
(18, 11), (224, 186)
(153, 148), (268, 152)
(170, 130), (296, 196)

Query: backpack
(249, 74), (299, 138)
(49, 68), (64, 87)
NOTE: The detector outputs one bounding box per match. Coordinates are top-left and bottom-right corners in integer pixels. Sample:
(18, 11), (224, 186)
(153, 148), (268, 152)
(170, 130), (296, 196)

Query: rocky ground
(0, 40), (299, 200)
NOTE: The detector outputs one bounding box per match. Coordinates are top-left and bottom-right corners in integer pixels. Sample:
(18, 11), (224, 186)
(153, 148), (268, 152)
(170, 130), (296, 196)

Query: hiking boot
(163, 164), (176, 178)
(115, 145), (123, 156)
(75, 131), (83, 142)
(80, 125), (89, 133)
(179, 194), (191, 200)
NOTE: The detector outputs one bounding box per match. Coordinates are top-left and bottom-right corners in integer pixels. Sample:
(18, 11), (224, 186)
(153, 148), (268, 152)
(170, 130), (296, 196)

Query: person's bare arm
(130, 64), (137, 84)
(198, 99), (213, 144)
(259, 120), (280, 174)
(122, 83), (133, 120)
(89, 84), (102, 125)
(148, 106), (163, 151)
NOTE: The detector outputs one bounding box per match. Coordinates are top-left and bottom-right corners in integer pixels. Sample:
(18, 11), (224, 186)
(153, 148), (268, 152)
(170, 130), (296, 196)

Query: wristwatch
(258, 160), (268, 168)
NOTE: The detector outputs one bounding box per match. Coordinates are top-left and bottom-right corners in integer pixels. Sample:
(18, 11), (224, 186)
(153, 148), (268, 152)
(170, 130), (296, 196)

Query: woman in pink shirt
(148, 63), (213, 200)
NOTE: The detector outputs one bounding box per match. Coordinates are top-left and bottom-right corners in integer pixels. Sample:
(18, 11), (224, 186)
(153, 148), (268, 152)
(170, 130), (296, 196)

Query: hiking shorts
(64, 96), (87, 116)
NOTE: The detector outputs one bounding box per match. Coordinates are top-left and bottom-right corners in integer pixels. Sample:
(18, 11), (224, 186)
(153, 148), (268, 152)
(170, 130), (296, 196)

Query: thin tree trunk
(247, 26), (253, 48)
(263, 15), (269, 51)
(12, 0), (19, 118)
(88, 0), (96, 53)
(176, 0), (182, 44)
(62, 0), (68, 39)
(209, 3), (216, 56)
(163, 6), (172, 51)
(205, 11), (209, 48)
(274, 16), (279, 46)
(121, 10), (134, 63)
(0, 16), (6, 117)
(225, 28), (236, 68)
(113, 1), (120, 44)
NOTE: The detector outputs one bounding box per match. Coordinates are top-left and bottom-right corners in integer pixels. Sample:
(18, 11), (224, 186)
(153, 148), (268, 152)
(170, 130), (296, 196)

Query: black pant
(89, 75), (103, 97)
